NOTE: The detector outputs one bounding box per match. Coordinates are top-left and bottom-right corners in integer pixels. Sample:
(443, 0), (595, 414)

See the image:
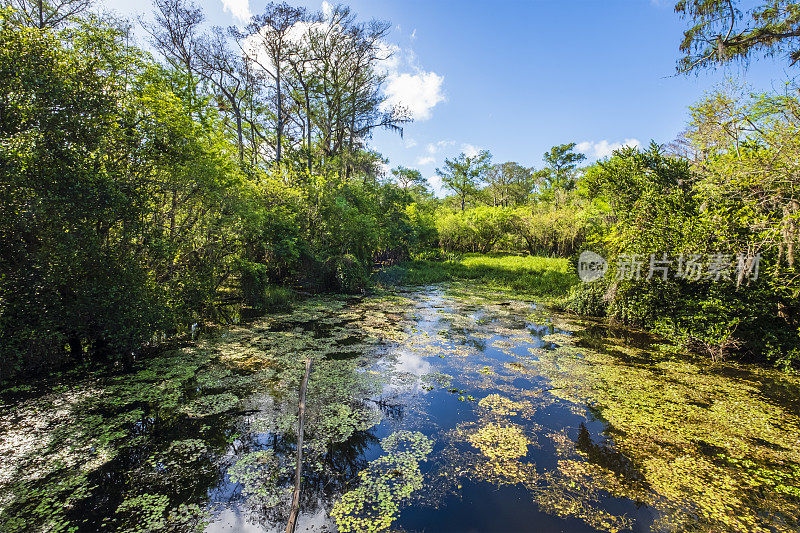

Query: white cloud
(576, 138), (641, 159)
(321, 1), (333, 20)
(416, 156), (436, 166)
(221, 0), (251, 22)
(382, 71), (445, 121)
(404, 138), (418, 148)
(426, 140), (454, 154)
(428, 173), (443, 194)
(461, 143), (480, 157)
(375, 41), (402, 77)
(375, 36), (444, 121)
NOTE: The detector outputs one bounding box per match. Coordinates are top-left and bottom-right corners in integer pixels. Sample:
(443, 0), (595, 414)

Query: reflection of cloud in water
(206, 501), (333, 533)
(378, 346), (432, 396)
(206, 507), (267, 532)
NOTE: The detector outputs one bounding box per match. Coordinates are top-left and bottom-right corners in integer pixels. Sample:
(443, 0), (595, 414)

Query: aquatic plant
(331, 431), (433, 532)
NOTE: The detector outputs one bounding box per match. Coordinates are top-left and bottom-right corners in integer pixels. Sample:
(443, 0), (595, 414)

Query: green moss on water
(2, 284), (799, 533)
(331, 431), (434, 533)
(530, 328), (800, 532)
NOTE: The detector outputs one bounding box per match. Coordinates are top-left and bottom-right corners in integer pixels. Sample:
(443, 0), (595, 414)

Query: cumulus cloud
(461, 143), (481, 157)
(382, 71), (445, 121)
(428, 173), (443, 194)
(416, 156), (436, 166)
(426, 140), (454, 154)
(221, 0), (251, 22)
(321, 1), (333, 20)
(404, 138), (418, 148)
(576, 138), (641, 159)
(376, 41), (444, 121)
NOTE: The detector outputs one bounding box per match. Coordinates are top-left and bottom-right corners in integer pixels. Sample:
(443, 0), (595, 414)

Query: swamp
(3, 0), (800, 531)
(2, 284), (798, 532)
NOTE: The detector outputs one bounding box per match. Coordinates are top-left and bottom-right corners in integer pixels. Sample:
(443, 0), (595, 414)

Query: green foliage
(0, 9), (440, 380)
(542, 142), (586, 192)
(436, 150), (492, 212)
(326, 254), (368, 294)
(571, 126), (800, 366)
(484, 162), (535, 207)
(675, 0), (800, 72)
(510, 203), (589, 256)
(376, 253), (577, 299)
(331, 431), (433, 532)
(238, 260), (293, 313)
(436, 206), (513, 253)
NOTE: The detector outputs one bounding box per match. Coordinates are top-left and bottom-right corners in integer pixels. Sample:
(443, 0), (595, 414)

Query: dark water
(1, 284), (799, 533)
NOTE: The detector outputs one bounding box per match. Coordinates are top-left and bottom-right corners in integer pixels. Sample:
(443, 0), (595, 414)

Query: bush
(326, 254), (368, 294)
(238, 260), (293, 313)
(412, 249), (447, 262)
(565, 282), (608, 317)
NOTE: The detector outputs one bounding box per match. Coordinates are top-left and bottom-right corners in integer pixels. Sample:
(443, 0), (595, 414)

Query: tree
(675, 0), (800, 72)
(304, 4), (409, 178)
(542, 143), (586, 192)
(2, 0), (93, 28)
(484, 162), (534, 207)
(391, 166), (424, 191)
(237, 2), (307, 166)
(0, 14), (159, 370)
(436, 150), (492, 212)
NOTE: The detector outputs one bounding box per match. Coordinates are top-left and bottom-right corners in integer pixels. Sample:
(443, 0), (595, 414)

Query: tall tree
(542, 143), (586, 192)
(437, 150), (492, 211)
(2, 0), (93, 28)
(391, 166), (424, 191)
(675, 0), (800, 72)
(237, 2), (307, 166)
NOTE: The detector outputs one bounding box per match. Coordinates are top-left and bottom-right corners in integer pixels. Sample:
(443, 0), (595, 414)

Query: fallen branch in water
(286, 358), (312, 533)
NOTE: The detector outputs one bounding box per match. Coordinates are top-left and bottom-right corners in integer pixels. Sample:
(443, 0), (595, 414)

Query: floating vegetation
(227, 450), (293, 507)
(331, 431), (433, 532)
(467, 422), (530, 460)
(182, 392), (240, 417)
(1, 284), (798, 532)
(477, 393), (534, 418)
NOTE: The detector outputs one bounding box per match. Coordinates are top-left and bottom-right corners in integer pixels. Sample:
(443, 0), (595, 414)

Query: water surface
(1, 284), (799, 532)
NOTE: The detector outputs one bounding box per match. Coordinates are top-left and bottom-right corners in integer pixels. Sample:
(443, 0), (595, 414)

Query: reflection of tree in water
(225, 426), (381, 529)
(574, 423), (646, 485)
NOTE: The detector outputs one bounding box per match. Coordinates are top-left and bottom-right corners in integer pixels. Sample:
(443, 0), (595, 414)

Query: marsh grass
(374, 253), (577, 300)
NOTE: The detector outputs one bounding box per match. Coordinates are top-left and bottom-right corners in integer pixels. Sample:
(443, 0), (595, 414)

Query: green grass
(374, 253), (578, 300)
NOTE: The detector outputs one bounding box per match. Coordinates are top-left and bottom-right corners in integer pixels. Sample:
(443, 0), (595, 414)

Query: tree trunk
(276, 66), (282, 165)
(286, 359), (312, 533)
(305, 87), (313, 173)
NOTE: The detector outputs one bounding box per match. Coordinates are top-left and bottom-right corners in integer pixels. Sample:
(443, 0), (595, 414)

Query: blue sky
(102, 0), (790, 193)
